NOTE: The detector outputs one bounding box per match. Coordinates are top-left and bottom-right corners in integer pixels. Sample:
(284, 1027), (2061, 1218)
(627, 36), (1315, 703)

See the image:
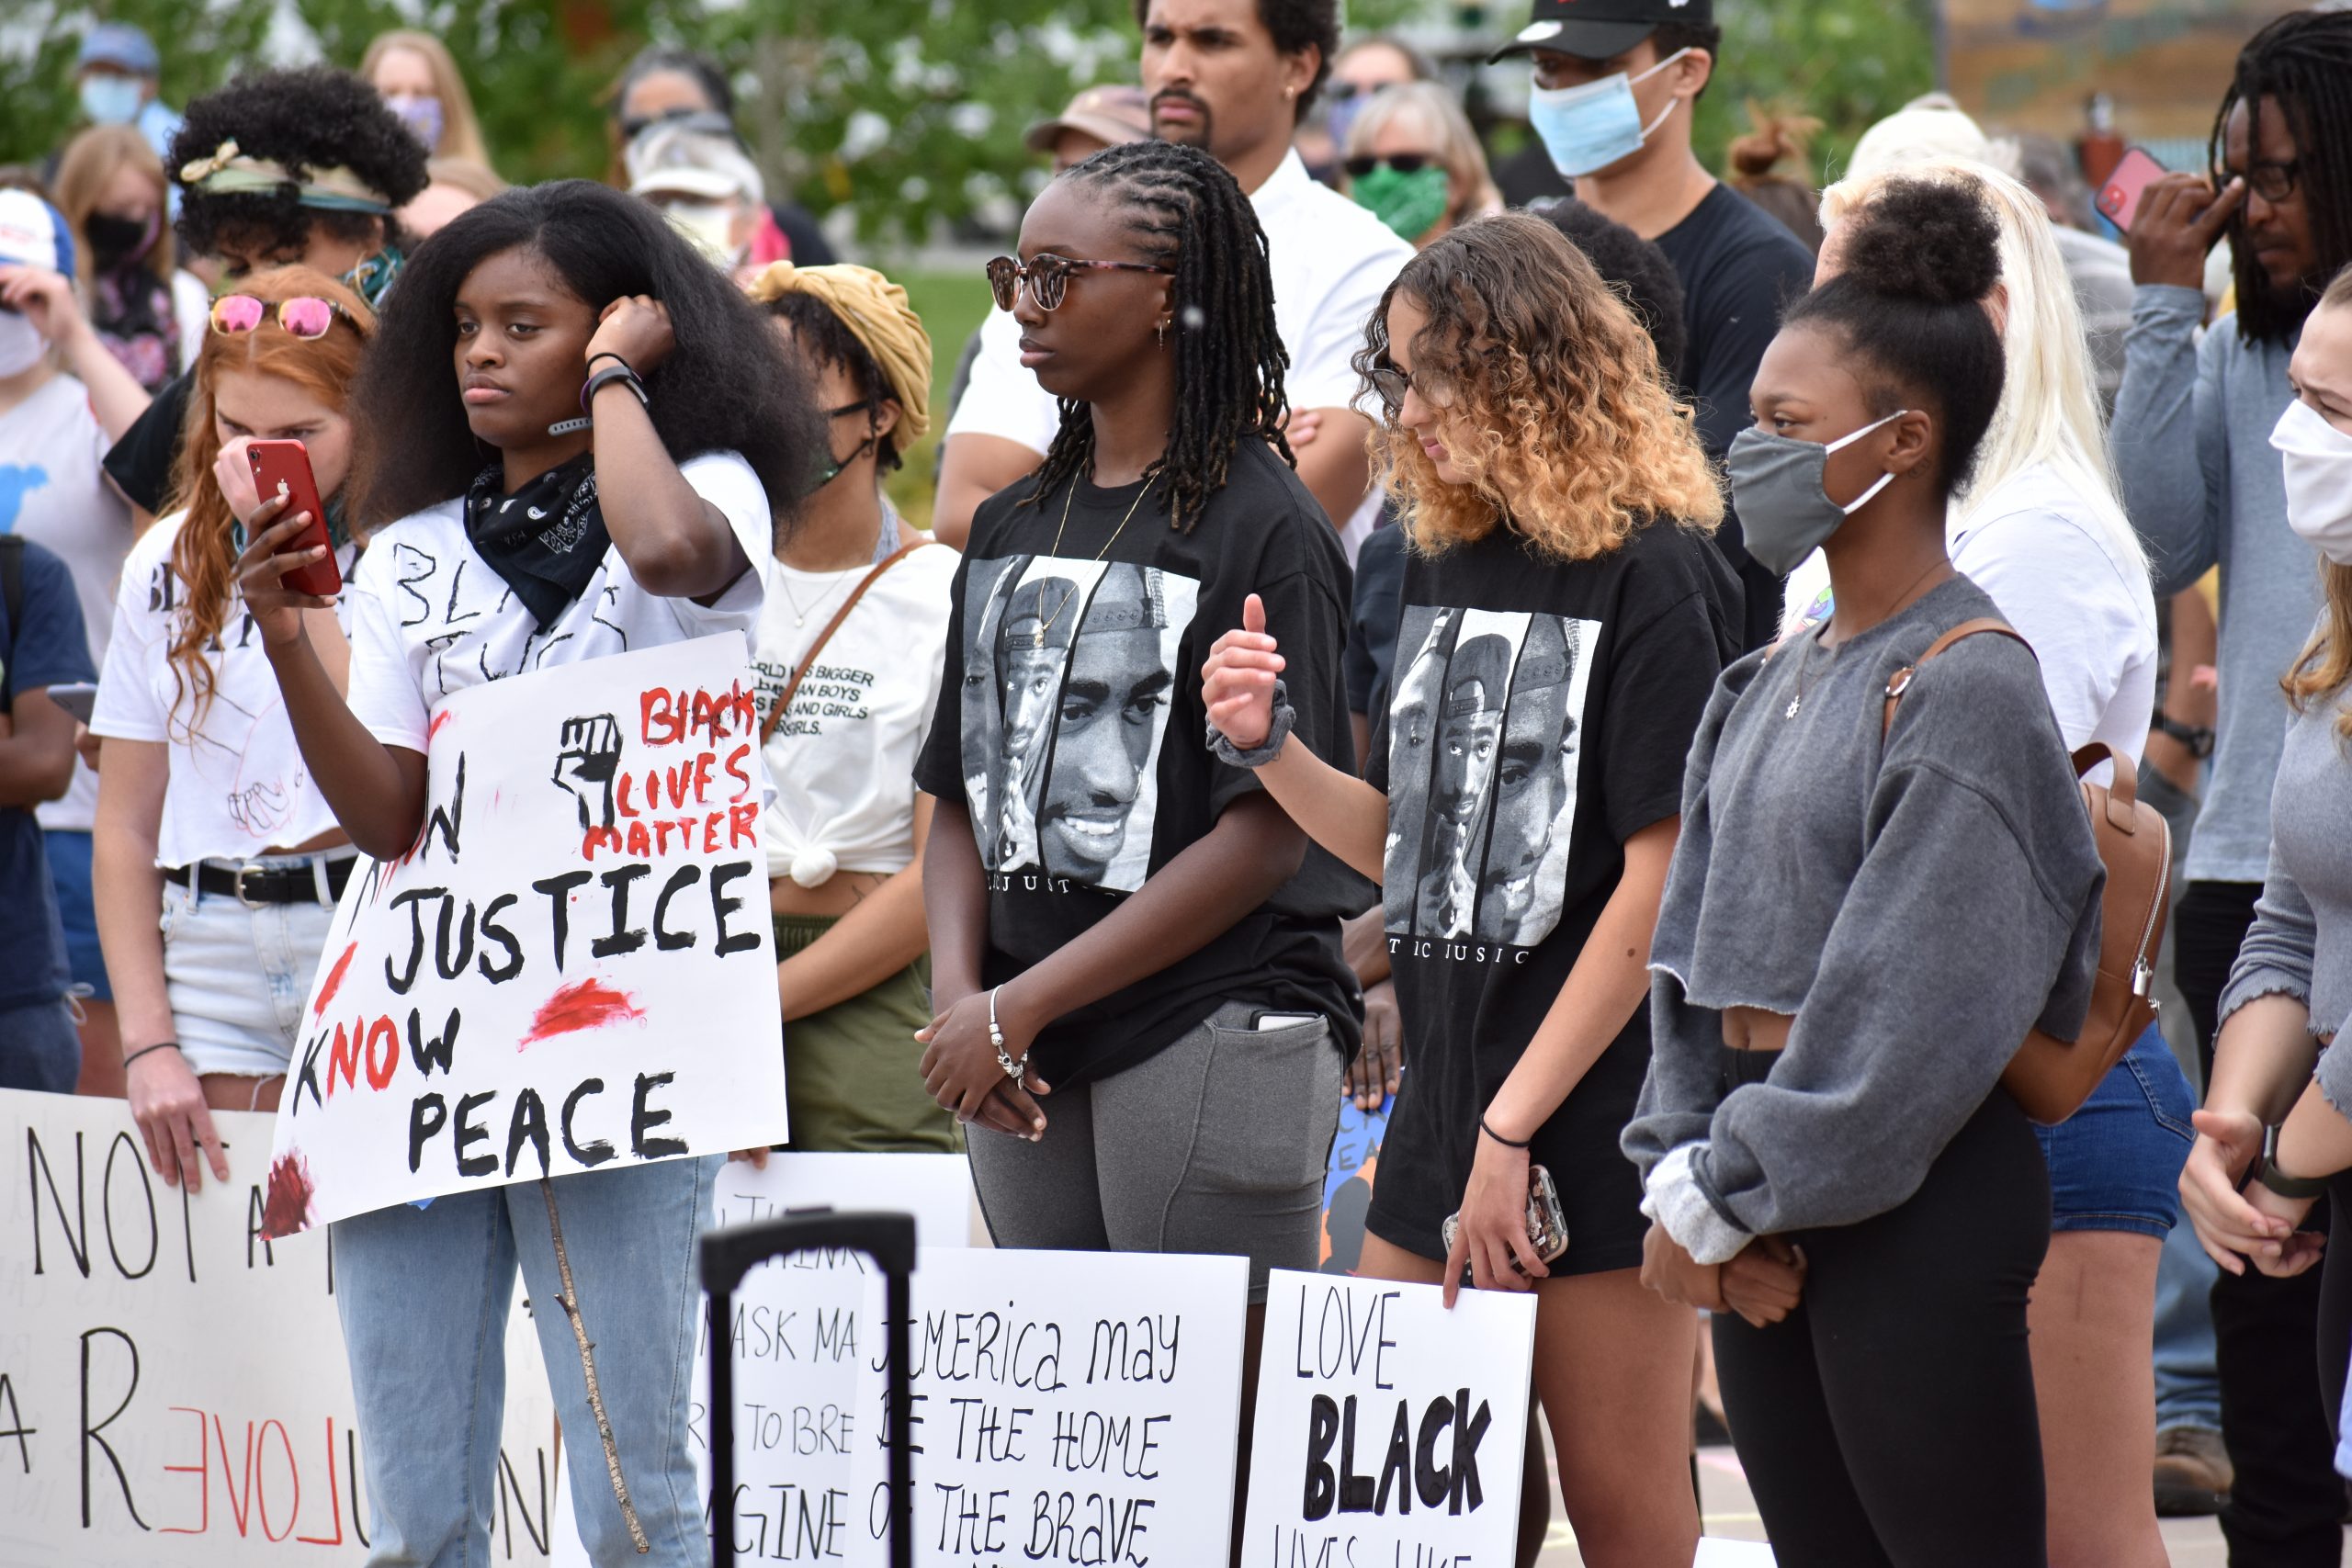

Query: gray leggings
(966, 1002), (1343, 1303)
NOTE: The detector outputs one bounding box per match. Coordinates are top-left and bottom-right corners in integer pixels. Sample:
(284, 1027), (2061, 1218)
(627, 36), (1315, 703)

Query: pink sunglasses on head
(209, 294), (343, 340)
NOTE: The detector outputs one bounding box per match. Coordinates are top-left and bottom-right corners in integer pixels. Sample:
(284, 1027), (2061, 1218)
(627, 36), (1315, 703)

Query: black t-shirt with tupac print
(1363, 513), (1740, 1263)
(913, 441), (1368, 1088)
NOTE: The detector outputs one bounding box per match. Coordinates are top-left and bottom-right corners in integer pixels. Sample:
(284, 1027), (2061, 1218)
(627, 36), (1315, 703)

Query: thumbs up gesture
(1200, 592), (1287, 751)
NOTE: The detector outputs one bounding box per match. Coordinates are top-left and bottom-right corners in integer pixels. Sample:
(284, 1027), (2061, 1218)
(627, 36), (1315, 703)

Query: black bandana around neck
(465, 454), (610, 629)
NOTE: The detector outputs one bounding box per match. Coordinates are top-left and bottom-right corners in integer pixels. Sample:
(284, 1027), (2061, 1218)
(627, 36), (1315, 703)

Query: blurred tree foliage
(4, 0), (1930, 246)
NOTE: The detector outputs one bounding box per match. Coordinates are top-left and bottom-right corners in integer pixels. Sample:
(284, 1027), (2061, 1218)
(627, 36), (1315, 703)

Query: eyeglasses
(1366, 360), (1450, 419)
(986, 254), (1174, 313)
(823, 399), (875, 420)
(2218, 159), (2301, 204)
(1344, 153), (1435, 179)
(209, 294), (344, 339)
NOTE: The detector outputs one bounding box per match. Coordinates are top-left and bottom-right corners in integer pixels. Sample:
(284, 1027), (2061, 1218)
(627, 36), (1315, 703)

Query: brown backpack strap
(1880, 618), (2034, 739)
(762, 540), (930, 745)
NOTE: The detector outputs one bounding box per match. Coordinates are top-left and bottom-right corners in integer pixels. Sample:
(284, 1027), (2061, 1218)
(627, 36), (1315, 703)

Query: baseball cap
(1489, 0), (1713, 63)
(1023, 85), (1152, 154)
(78, 22), (160, 76)
(0, 189), (76, 277)
(626, 116), (765, 207)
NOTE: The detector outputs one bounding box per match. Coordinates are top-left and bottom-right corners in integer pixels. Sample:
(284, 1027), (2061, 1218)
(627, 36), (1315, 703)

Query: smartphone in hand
(244, 439), (342, 599)
(2097, 147), (2171, 233)
(45, 681), (97, 725)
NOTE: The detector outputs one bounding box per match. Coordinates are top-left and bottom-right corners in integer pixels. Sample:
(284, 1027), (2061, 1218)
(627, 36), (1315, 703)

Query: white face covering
(2273, 398), (2352, 566)
(0, 311), (47, 378)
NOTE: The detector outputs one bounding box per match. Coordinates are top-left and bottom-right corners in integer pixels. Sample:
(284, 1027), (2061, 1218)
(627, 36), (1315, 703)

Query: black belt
(165, 856), (357, 906)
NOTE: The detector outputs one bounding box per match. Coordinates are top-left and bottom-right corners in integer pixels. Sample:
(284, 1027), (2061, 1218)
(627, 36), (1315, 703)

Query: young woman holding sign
(1621, 180), (2104, 1559)
(89, 268), (371, 1196)
(241, 181), (818, 1565)
(741, 259), (961, 1154)
(1200, 211), (1739, 1563)
(910, 144), (1362, 1505)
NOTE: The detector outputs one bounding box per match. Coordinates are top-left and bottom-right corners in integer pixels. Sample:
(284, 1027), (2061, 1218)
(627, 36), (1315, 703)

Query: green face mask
(1353, 163), (1451, 243)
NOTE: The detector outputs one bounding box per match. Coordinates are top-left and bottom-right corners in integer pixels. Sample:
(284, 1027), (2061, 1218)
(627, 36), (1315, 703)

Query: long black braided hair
(1021, 140), (1292, 534)
(2211, 6), (2352, 344)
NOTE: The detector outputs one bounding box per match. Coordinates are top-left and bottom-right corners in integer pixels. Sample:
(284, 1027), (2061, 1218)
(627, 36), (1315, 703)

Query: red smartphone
(244, 439), (342, 598)
(2096, 147), (2170, 233)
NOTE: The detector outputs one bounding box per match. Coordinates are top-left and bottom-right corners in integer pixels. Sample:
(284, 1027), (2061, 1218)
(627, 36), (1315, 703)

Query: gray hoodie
(2111, 283), (2309, 886)
(1623, 578), (2105, 1258)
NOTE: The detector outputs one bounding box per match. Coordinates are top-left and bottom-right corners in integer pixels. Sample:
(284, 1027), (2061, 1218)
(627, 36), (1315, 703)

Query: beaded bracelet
(987, 987), (1028, 1081)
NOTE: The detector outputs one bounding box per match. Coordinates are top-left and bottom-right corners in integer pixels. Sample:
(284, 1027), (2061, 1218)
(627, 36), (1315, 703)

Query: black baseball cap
(1488, 0), (1713, 63)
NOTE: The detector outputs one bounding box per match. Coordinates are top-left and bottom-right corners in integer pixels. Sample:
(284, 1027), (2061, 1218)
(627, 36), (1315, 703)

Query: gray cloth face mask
(1725, 410), (1908, 577)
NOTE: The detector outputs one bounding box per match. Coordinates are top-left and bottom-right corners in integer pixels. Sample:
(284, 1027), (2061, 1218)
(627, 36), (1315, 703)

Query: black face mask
(85, 211), (153, 270)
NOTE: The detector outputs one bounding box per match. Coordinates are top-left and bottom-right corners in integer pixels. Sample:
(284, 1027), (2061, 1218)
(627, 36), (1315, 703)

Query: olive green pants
(775, 913), (963, 1155)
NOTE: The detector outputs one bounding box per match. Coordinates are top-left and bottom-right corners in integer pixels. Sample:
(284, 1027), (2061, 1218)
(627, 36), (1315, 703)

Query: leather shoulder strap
(1880, 617), (2033, 739)
(762, 540), (930, 746)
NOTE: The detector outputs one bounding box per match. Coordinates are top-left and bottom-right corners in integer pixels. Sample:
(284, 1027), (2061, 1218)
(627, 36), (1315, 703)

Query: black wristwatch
(2152, 714), (2215, 760)
(2256, 1122), (2330, 1201)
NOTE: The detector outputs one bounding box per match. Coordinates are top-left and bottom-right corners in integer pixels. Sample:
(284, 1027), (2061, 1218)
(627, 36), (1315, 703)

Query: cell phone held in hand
(244, 439), (341, 599)
(1442, 1163), (1571, 1276)
(46, 681), (97, 725)
(2096, 147), (2170, 234)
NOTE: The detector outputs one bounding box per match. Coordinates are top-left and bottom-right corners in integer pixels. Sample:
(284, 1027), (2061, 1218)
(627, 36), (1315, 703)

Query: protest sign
(550, 1152), (977, 1565)
(0, 1089), (558, 1567)
(1319, 1100), (1387, 1275)
(265, 632), (790, 1236)
(1243, 1269), (1536, 1568)
(862, 1247), (1250, 1567)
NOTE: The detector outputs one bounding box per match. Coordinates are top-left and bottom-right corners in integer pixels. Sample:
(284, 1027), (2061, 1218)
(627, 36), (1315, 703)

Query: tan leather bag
(1881, 618), (2171, 1125)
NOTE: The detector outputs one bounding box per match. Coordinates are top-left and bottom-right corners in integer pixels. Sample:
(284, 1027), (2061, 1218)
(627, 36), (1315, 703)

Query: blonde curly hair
(1353, 211), (1722, 560)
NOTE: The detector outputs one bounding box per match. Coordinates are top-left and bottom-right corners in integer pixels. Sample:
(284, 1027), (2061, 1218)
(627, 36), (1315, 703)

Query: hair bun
(1838, 176), (2001, 308)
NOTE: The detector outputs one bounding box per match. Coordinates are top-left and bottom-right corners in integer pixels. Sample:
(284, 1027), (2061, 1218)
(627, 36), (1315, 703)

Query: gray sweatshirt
(2219, 667), (2352, 1112)
(1623, 578), (2105, 1258)
(2111, 283), (2310, 885)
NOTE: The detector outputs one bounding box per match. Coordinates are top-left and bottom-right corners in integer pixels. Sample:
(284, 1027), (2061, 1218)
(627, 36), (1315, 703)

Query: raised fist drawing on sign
(553, 714), (623, 831)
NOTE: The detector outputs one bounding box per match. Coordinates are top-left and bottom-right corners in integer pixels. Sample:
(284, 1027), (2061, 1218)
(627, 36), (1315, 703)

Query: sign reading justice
(264, 633), (789, 1236)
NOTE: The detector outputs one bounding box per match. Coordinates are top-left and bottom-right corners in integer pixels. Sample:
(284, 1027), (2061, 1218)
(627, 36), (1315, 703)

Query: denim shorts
(2032, 1021), (2195, 1238)
(43, 829), (111, 1002)
(159, 853), (345, 1077)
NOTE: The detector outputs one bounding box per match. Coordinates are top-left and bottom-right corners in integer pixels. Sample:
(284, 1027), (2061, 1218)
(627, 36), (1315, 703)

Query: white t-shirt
(0, 373), (136, 830)
(345, 451), (774, 752)
(751, 537), (956, 884)
(89, 511), (357, 866)
(1780, 462), (2157, 773)
(946, 149), (1413, 554)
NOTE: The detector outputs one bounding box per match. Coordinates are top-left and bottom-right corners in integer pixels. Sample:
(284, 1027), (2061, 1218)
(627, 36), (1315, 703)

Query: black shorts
(1363, 1021), (1650, 1276)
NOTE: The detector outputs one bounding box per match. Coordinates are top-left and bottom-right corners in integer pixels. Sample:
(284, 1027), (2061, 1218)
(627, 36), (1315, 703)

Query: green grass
(888, 266), (1001, 531)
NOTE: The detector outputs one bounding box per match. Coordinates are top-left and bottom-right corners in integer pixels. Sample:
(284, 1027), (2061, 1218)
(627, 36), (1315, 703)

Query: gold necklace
(1032, 470), (1159, 649)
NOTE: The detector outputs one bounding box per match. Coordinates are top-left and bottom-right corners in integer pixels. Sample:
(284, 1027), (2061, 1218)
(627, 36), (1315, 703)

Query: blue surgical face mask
(1527, 49), (1689, 180)
(1725, 409), (1909, 577)
(79, 74), (144, 127)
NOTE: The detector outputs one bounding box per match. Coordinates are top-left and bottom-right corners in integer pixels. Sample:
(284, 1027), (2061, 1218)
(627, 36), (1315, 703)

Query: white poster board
(862, 1247), (1250, 1567)
(265, 633), (789, 1235)
(551, 1152), (977, 1565)
(0, 1089), (557, 1567)
(1242, 1269), (1536, 1567)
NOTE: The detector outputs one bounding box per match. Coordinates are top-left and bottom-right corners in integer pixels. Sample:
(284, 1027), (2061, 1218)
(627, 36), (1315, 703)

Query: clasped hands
(1642, 1221), (1808, 1328)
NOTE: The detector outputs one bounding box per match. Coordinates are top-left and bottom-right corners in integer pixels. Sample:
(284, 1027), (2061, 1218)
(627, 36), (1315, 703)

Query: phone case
(1442, 1162), (1573, 1275)
(2096, 148), (2169, 234)
(245, 440), (342, 599)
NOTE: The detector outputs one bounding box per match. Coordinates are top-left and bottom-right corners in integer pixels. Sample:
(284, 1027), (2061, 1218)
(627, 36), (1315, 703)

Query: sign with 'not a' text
(1243, 1269), (1535, 1568)
(264, 633), (789, 1236)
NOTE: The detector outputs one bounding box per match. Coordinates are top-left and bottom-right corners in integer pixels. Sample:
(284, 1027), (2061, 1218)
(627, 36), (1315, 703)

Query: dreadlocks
(2212, 6), (2352, 343)
(1023, 140), (1293, 534)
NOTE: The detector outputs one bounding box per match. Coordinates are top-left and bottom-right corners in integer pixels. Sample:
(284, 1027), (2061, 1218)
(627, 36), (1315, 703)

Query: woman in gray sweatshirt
(1623, 177), (2107, 1563)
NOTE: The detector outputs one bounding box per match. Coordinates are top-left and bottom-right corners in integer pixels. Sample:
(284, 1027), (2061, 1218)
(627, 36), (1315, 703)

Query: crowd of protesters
(5, 1), (2352, 1564)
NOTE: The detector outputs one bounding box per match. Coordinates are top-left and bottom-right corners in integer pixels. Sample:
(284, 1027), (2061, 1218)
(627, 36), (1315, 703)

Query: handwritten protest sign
(550, 1152), (976, 1565)
(1319, 1100), (1387, 1275)
(0, 1089), (557, 1567)
(265, 633), (789, 1235)
(1243, 1269), (1535, 1567)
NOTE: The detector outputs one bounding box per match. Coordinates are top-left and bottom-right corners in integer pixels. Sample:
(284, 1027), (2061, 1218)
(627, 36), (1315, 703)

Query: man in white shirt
(934, 0), (1413, 551)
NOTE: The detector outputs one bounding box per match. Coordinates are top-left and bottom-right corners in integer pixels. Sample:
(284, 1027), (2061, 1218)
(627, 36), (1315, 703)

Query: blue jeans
(0, 995), (80, 1091)
(334, 1156), (719, 1567)
(2032, 1021), (2195, 1237)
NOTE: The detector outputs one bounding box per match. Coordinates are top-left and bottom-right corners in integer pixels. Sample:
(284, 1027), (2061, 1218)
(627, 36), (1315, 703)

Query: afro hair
(170, 67), (429, 264)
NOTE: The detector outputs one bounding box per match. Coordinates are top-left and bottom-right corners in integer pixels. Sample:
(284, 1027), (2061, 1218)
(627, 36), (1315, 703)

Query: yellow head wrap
(744, 262), (933, 455)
